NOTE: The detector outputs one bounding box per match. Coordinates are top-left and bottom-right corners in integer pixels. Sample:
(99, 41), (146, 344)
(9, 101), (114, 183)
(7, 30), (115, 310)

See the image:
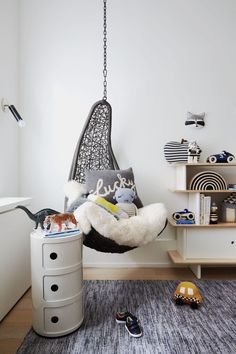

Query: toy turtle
(174, 281), (202, 309)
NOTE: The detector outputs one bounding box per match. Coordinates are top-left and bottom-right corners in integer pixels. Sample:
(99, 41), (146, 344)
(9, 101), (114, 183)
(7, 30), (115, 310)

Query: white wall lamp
(1, 98), (26, 127)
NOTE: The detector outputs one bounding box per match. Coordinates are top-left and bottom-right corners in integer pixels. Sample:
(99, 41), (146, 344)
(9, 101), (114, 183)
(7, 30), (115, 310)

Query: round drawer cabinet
(31, 230), (84, 337)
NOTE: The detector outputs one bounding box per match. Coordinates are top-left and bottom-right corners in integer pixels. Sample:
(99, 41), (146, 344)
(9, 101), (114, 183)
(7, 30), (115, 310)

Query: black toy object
(172, 209), (195, 223)
(206, 151), (235, 163)
(16, 205), (60, 229)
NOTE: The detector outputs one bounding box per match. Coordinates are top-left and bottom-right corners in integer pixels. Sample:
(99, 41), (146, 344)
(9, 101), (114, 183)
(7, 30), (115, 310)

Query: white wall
(0, 0), (19, 196)
(19, 0), (236, 266)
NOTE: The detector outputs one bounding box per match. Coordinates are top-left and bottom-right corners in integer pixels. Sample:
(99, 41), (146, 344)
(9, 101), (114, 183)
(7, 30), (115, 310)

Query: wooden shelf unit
(170, 189), (234, 193)
(168, 250), (236, 279)
(168, 250), (236, 265)
(171, 162), (236, 191)
(170, 163), (236, 167)
(168, 163), (236, 279)
(168, 218), (236, 228)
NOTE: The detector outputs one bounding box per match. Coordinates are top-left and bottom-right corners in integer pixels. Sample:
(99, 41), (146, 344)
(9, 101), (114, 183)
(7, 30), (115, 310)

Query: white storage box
(31, 230), (84, 337)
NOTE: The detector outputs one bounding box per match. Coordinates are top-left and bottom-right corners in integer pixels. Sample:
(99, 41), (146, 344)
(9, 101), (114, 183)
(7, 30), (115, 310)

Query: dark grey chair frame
(67, 100), (135, 253)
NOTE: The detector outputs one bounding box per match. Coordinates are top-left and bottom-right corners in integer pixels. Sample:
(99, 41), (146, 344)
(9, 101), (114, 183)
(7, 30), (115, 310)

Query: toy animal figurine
(187, 141), (202, 163)
(16, 205), (60, 229)
(174, 281), (203, 309)
(44, 212), (78, 232)
(185, 112), (205, 128)
(113, 187), (138, 217)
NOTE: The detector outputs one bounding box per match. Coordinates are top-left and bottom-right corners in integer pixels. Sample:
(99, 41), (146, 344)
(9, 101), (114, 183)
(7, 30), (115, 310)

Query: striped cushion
(164, 141), (200, 163)
(117, 203), (138, 217)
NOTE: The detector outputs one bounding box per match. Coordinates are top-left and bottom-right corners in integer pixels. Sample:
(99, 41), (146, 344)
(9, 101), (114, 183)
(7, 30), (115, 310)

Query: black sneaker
(125, 316), (143, 338)
(115, 308), (134, 324)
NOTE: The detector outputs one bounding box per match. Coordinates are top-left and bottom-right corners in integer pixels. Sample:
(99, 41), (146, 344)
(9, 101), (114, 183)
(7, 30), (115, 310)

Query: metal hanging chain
(103, 0), (107, 101)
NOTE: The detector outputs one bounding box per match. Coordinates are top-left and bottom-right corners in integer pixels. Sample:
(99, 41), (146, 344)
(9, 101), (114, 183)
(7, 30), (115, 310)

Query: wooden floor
(0, 267), (235, 354)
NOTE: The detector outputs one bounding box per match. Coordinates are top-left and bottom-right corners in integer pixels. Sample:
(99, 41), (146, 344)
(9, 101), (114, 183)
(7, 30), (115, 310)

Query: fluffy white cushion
(64, 180), (86, 207)
(74, 202), (167, 247)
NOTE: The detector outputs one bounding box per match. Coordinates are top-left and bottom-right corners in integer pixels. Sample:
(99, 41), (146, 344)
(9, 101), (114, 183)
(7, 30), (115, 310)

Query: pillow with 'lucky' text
(85, 167), (143, 208)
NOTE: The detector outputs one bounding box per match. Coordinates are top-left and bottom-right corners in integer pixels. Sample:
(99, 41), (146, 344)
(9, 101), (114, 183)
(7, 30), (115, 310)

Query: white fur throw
(64, 180), (86, 207)
(74, 202), (167, 247)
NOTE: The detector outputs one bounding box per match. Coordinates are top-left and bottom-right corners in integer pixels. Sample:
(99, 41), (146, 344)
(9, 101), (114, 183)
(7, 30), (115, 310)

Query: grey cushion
(85, 167), (142, 208)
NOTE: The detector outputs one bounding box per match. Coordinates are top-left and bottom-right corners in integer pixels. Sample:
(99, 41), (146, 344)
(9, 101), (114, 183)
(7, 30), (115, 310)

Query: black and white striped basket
(164, 140), (200, 163)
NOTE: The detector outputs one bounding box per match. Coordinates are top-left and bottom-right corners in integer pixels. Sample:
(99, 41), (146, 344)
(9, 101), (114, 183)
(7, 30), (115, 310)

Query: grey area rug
(17, 280), (236, 354)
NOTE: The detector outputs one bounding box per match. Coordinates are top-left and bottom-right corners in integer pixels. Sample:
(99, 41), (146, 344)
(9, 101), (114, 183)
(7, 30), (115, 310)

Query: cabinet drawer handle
(51, 316), (59, 323)
(51, 284), (59, 292)
(50, 252), (58, 260)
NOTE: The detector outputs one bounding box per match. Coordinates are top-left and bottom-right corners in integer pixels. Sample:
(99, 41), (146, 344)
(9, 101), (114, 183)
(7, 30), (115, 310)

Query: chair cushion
(85, 167), (142, 208)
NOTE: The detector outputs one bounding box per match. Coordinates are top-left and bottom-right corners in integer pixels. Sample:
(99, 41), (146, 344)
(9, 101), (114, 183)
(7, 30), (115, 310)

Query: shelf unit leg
(189, 264), (201, 279)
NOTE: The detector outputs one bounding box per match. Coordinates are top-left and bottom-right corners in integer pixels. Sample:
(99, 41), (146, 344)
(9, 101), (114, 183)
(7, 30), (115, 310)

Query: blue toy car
(172, 209), (195, 223)
(207, 151), (235, 163)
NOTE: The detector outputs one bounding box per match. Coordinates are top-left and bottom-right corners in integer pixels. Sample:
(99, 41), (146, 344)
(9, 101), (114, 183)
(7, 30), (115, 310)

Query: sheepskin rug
(73, 202), (167, 247)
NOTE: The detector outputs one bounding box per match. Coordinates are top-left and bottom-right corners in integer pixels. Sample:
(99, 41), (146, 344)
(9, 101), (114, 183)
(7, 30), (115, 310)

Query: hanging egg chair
(68, 100), (137, 253)
(66, 0), (167, 253)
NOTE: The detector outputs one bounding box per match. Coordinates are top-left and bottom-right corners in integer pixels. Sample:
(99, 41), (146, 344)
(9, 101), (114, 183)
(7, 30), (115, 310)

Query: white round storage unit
(31, 230), (84, 337)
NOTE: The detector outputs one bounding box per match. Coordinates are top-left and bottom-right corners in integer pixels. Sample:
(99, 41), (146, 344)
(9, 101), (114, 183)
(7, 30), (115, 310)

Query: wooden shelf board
(168, 219), (236, 228)
(168, 250), (236, 265)
(169, 189), (233, 193)
(169, 163), (236, 167)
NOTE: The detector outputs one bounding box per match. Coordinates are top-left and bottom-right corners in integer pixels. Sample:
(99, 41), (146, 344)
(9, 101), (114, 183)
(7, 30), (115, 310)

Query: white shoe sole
(125, 324), (142, 338)
(116, 319), (126, 324)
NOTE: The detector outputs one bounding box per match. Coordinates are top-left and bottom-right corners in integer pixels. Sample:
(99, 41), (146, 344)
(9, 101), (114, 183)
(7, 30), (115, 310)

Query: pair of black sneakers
(115, 308), (142, 338)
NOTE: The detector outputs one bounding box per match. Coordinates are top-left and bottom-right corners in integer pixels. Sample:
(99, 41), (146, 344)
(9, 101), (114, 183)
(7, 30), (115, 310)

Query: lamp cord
(103, 0), (107, 101)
